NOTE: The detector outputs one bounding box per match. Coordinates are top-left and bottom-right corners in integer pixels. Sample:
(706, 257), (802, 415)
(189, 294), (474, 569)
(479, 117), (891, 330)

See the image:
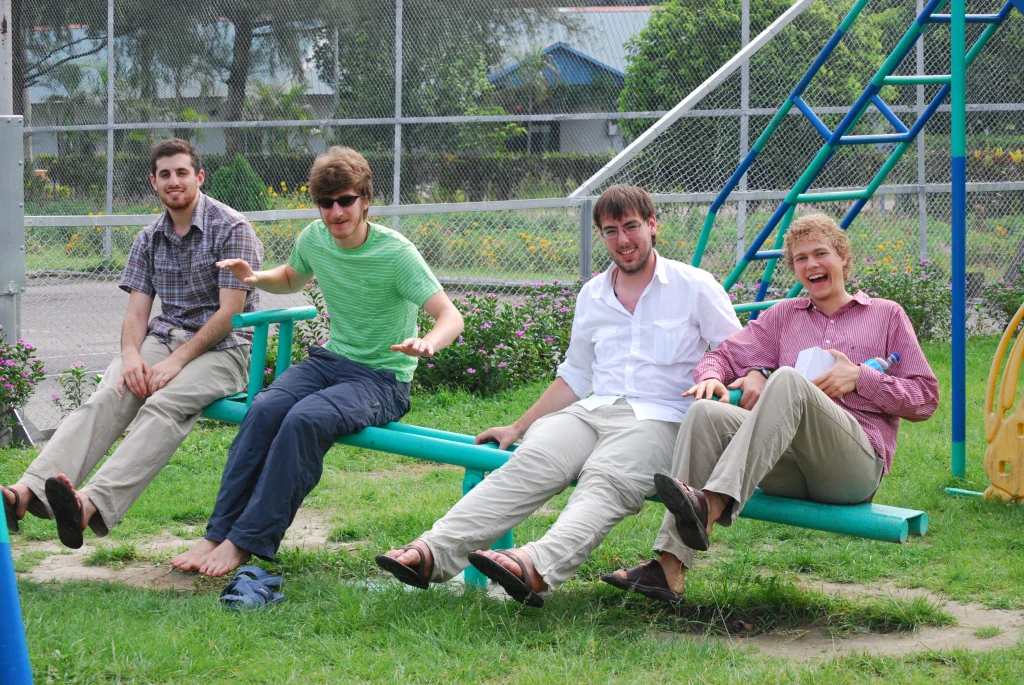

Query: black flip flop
(375, 545), (431, 590)
(601, 559), (685, 605)
(467, 550), (544, 608)
(654, 473), (710, 552)
(3, 487), (20, 533)
(44, 477), (84, 549)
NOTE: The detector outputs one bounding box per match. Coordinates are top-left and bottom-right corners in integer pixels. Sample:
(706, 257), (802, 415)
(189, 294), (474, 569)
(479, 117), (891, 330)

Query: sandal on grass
(601, 559), (685, 605)
(375, 545), (431, 590)
(654, 473), (710, 552)
(44, 477), (84, 549)
(220, 565), (284, 611)
(3, 487), (20, 533)
(467, 550), (544, 608)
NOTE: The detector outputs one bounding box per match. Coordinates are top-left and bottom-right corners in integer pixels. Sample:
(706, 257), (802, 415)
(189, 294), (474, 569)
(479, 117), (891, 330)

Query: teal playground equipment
(1, 519), (32, 683)
(690, 0), (1024, 487)
(202, 305), (928, 587)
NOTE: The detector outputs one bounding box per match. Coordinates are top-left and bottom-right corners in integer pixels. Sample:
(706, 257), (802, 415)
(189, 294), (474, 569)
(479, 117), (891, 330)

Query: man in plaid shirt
(2, 139), (263, 549)
(605, 213), (939, 604)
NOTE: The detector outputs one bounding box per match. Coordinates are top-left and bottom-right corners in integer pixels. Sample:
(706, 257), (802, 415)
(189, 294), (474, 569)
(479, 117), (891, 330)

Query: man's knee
(684, 397), (735, 428)
(761, 366), (809, 397)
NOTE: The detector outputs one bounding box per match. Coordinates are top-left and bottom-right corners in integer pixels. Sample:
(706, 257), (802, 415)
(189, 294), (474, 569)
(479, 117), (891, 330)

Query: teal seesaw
(201, 307), (929, 580)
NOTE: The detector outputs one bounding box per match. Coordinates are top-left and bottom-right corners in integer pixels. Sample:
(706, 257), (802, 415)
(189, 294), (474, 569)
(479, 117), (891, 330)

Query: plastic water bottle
(863, 352), (900, 373)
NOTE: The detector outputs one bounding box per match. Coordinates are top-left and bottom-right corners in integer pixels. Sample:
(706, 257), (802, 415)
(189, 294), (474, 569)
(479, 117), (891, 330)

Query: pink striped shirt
(694, 291), (939, 474)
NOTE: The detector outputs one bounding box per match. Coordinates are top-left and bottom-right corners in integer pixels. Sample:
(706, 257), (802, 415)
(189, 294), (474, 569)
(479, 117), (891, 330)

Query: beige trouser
(19, 331), (249, 535)
(420, 399), (679, 592)
(653, 367), (884, 569)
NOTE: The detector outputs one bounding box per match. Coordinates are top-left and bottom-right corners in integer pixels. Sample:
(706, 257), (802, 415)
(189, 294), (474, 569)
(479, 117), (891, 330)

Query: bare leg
(197, 539), (252, 578)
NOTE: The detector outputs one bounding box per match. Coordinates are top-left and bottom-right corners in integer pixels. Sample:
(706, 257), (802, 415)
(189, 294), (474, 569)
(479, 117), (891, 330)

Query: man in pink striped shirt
(604, 213), (939, 604)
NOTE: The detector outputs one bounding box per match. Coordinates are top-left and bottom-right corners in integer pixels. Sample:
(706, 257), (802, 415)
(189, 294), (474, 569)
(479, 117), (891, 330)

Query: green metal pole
(950, 0), (967, 478)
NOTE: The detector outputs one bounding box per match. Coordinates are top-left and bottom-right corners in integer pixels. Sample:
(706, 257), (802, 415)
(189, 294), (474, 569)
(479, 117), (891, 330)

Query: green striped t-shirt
(289, 221), (442, 382)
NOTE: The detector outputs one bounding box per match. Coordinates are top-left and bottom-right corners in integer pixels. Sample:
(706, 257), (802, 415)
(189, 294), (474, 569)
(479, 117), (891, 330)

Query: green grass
(83, 544), (141, 569)
(4, 339), (1024, 681)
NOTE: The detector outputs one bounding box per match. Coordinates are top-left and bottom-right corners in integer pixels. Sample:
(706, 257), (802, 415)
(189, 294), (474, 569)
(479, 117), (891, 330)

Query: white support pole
(391, 0), (403, 229)
(104, 0), (115, 257)
(569, 0), (813, 198)
(0, 0), (12, 116)
(737, 0), (750, 265)
(0, 116), (25, 341)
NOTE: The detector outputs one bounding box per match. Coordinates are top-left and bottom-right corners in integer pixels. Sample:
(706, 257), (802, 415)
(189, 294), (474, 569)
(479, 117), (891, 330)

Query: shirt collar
(592, 249), (666, 299)
(796, 289), (872, 311)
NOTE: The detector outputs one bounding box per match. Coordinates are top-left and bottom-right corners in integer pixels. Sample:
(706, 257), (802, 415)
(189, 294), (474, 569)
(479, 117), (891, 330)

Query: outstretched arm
(391, 290), (464, 357)
(475, 377), (580, 450)
(216, 259), (313, 295)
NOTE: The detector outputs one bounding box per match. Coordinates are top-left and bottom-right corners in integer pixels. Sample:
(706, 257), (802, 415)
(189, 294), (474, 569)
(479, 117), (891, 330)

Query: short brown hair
(593, 184), (656, 227)
(783, 213), (854, 279)
(150, 138), (200, 176)
(308, 146), (373, 201)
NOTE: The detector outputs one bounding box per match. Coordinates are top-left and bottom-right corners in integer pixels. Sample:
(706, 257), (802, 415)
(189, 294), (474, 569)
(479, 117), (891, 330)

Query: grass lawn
(3, 337), (1024, 682)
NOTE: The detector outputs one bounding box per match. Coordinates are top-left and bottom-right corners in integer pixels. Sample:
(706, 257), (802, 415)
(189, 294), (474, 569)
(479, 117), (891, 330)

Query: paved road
(20, 275), (307, 431)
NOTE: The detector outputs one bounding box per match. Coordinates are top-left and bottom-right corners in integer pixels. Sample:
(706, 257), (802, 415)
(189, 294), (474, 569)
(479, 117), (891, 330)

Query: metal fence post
(1, 0), (12, 116)
(0, 116), (26, 342)
(104, 0), (115, 258)
(391, 0), (403, 229)
(916, 0), (928, 262)
(578, 198), (593, 283)
(737, 0), (750, 265)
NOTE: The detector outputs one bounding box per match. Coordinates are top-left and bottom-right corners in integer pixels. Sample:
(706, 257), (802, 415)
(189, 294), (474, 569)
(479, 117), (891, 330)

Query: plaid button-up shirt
(694, 291), (939, 474)
(119, 193), (264, 350)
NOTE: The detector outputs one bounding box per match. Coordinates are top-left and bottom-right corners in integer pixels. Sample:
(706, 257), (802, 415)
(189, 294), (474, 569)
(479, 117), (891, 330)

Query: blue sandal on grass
(219, 565), (284, 611)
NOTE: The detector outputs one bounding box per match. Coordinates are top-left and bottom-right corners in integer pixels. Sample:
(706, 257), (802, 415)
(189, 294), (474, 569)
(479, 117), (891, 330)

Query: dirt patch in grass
(683, 580), (1024, 658)
(12, 507), (343, 592)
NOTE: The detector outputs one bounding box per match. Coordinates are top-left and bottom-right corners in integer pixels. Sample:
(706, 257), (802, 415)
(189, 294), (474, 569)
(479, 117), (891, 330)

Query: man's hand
(216, 259), (258, 286)
(475, 424), (522, 451)
(118, 351), (150, 398)
(147, 356), (186, 394)
(728, 369), (766, 410)
(682, 378), (731, 402)
(391, 337), (436, 358)
(813, 349), (861, 398)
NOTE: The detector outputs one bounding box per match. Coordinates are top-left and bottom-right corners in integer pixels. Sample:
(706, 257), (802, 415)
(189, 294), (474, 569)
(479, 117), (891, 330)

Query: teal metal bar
(741, 490), (928, 542)
(276, 321), (295, 377)
(882, 75), (952, 85)
(796, 190), (868, 203)
(945, 487), (984, 498)
(461, 470), (491, 588)
(733, 299), (783, 313)
(245, 324), (269, 405)
(950, 0), (967, 479)
(232, 306), (318, 328)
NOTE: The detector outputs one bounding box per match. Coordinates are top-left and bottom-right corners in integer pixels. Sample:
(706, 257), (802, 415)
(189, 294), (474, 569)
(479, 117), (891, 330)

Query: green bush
(204, 155), (271, 212)
(977, 264), (1024, 330)
(849, 260), (951, 341)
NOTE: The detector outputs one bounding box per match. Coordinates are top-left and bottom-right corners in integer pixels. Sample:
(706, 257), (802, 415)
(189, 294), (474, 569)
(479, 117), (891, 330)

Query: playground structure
(980, 301), (1024, 503)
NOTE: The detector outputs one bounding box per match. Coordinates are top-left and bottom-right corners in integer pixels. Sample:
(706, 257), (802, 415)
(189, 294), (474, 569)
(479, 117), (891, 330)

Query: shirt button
(825, 340), (830, 345)
(829, 319), (834, 323)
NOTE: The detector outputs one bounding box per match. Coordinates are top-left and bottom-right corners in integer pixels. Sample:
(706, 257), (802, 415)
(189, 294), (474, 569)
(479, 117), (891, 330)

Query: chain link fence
(8, 0), (1024, 429)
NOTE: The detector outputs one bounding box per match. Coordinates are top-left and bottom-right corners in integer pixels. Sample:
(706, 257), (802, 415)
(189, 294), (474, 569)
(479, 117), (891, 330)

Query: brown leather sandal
(375, 544), (432, 590)
(467, 550), (544, 608)
(3, 486), (20, 533)
(601, 559), (685, 605)
(654, 473), (711, 551)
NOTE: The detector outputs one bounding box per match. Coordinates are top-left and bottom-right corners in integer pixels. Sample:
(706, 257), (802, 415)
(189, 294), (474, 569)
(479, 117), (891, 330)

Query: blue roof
(489, 41), (625, 88)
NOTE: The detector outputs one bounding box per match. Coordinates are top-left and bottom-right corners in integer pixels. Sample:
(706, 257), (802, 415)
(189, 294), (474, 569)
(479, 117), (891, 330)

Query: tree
(617, 0), (892, 191)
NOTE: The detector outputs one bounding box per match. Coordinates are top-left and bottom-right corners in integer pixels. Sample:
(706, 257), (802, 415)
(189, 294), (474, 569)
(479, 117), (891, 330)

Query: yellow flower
(300, 185), (308, 193)
(471, 221), (478, 227)
(877, 244), (885, 251)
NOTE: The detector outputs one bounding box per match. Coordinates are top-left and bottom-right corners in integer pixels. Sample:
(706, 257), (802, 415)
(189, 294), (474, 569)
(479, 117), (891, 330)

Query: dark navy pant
(206, 346), (410, 560)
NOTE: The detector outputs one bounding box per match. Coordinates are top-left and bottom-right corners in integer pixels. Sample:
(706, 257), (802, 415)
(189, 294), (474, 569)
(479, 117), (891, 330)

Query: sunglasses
(315, 194), (363, 209)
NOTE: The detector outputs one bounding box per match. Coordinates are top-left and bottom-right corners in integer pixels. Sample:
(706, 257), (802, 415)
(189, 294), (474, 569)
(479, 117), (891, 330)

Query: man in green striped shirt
(171, 147), (464, 578)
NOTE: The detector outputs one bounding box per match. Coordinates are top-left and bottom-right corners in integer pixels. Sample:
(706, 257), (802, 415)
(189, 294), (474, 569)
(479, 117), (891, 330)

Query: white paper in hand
(794, 346), (836, 381)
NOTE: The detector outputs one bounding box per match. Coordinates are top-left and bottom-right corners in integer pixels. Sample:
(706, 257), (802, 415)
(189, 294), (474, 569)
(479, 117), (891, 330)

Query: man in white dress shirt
(376, 184), (741, 606)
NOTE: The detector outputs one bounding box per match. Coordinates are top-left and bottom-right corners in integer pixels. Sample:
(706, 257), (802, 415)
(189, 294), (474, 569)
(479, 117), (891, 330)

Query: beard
(160, 185), (198, 211)
(611, 243), (652, 274)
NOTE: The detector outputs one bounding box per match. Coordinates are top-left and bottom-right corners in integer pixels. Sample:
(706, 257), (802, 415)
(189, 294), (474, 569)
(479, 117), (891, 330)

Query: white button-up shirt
(557, 251), (742, 423)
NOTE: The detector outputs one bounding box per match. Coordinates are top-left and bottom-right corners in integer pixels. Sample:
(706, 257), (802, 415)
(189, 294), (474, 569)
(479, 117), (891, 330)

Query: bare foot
(702, 488), (729, 539)
(2, 484), (32, 521)
(382, 539), (434, 576)
(54, 473), (98, 531)
(198, 539), (252, 578)
(171, 538), (220, 572)
(472, 548), (547, 593)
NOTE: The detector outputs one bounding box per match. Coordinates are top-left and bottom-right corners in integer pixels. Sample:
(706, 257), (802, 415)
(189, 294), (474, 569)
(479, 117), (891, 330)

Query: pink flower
(497, 361), (507, 368)
(50, 393), (60, 399)
(544, 337), (554, 343)
(74, 362), (85, 368)
(515, 330), (525, 338)
(466, 368), (476, 374)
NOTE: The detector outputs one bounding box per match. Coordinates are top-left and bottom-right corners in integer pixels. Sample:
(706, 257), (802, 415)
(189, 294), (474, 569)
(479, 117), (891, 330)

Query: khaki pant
(420, 400), (679, 592)
(653, 367), (883, 569)
(19, 331), (249, 535)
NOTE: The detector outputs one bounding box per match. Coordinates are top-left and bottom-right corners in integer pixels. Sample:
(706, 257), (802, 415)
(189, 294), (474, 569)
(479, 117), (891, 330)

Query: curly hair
(783, 213), (853, 279)
(308, 146), (373, 202)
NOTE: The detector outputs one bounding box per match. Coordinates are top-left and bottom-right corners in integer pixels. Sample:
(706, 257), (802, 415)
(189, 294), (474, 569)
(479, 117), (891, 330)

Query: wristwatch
(758, 366), (772, 380)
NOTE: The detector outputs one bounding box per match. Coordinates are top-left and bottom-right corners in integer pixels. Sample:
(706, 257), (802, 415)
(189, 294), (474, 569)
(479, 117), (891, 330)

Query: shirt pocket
(653, 318), (687, 365)
(591, 325), (618, 359)
(188, 247), (220, 298)
(152, 259), (182, 296)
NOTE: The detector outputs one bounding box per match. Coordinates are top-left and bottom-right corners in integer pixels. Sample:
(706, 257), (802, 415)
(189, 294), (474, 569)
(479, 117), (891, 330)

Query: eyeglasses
(597, 223), (643, 240)
(315, 194), (363, 209)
